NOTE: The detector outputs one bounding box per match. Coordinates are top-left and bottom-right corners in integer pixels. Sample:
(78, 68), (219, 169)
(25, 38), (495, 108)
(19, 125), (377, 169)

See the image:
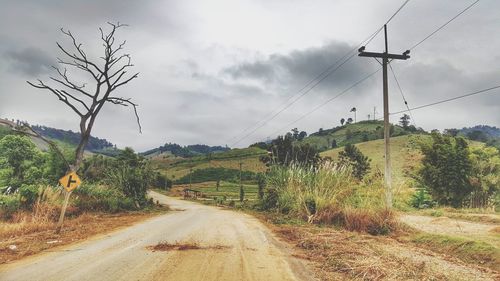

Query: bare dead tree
(27, 22), (141, 173)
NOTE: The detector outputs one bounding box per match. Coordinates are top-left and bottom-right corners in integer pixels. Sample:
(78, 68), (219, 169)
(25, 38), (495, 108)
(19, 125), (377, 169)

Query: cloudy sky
(0, 0), (498, 151)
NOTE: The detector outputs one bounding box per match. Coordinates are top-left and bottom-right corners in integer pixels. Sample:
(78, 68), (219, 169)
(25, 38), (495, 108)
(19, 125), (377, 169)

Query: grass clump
(261, 162), (398, 234)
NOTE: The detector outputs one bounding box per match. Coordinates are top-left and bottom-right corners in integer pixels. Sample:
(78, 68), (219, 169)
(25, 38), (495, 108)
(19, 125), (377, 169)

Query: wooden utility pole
(358, 25), (410, 208)
(189, 168), (193, 189)
(239, 160), (244, 202)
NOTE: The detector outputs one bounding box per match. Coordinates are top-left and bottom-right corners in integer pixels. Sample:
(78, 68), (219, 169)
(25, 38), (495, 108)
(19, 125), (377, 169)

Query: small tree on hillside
(331, 139), (337, 148)
(340, 118), (345, 126)
(338, 144), (371, 180)
(399, 114), (410, 130)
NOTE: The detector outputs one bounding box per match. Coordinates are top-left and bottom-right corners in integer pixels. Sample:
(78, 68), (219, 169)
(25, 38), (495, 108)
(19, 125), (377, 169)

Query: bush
(338, 144), (371, 180)
(73, 184), (136, 213)
(410, 188), (434, 209)
(19, 184), (39, 208)
(0, 194), (21, 219)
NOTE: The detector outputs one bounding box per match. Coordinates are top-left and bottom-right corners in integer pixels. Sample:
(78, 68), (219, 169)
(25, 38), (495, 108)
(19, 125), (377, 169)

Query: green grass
(409, 233), (500, 270)
(321, 135), (427, 187)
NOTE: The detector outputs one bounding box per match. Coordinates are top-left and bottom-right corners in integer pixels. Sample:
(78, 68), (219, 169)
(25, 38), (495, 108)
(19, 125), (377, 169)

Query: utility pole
(373, 107), (377, 121)
(189, 167), (193, 189)
(239, 159), (244, 202)
(358, 24), (410, 208)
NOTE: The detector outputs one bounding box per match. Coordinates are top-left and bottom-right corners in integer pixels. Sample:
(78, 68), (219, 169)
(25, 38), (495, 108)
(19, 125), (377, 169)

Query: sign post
(56, 171), (82, 233)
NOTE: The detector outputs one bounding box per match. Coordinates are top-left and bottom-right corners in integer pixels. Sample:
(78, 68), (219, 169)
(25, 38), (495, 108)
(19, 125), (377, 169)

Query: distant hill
(142, 143), (230, 158)
(32, 125), (115, 152)
(0, 118), (120, 156)
(459, 125), (500, 137)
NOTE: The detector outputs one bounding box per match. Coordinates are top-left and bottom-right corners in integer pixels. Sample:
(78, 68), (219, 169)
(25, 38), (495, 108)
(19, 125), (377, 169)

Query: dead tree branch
(26, 22), (141, 172)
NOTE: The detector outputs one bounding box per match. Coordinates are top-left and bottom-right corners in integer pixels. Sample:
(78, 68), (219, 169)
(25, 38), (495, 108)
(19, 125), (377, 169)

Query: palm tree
(350, 107), (357, 123)
(340, 118), (345, 126)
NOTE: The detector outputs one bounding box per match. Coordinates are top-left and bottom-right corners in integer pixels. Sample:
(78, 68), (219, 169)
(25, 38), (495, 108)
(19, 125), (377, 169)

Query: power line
(390, 84), (500, 116)
(385, 0), (411, 25)
(230, 52), (358, 147)
(409, 0), (480, 50)
(388, 62), (416, 127)
(227, 31), (379, 146)
(267, 67), (381, 138)
(228, 0), (412, 146)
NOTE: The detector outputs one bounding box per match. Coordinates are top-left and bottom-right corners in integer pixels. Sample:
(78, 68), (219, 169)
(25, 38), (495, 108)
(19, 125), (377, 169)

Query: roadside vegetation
(161, 122), (500, 279)
(0, 130), (168, 263)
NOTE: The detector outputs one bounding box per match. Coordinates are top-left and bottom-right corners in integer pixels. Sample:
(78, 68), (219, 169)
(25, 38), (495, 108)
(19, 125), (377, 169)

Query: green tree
(0, 135), (43, 189)
(257, 173), (266, 200)
(260, 134), (320, 168)
(399, 114), (410, 129)
(469, 146), (500, 209)
(338, 144), (371, 180)
(106, 147), (154, 208)
(418, 132), (472, 207)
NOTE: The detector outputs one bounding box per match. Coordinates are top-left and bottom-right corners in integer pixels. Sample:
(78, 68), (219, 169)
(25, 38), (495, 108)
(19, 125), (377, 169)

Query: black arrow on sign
(66, 175), (77, 188)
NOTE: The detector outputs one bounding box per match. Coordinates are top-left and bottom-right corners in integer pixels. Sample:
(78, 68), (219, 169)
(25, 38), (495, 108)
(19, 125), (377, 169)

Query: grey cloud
(223, 41), (378, 94)
(4, 47), (54, 76)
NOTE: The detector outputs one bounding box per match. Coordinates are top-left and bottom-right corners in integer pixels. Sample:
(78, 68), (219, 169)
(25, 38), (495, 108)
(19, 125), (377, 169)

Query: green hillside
(302, 120), (408, 151)
(321, 135), (426, 186)
(151, 147), (267, 180)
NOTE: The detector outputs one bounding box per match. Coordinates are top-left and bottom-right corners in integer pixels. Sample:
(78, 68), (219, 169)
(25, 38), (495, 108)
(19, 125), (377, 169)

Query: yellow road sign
(58, 171), (82, 192)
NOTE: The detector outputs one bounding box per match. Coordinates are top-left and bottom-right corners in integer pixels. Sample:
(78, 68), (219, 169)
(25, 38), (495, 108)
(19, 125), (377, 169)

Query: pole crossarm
(358, 51), (410, 60)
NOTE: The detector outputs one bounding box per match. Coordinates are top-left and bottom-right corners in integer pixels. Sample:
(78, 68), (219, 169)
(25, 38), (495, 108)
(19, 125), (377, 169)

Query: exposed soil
(147, 241), (231, 252)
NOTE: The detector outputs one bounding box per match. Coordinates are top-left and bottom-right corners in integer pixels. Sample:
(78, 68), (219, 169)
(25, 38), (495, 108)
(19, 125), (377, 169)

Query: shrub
(19, 184), (39, 208)
(338, 144), (371, 180)
(410, 188), (434, 209)
(73, 184), (136, 213)
(0, 194), (21, 219)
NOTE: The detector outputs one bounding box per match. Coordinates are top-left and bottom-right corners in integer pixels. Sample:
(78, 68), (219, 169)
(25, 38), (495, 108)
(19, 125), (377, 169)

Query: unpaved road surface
(0, 191), (312, 281)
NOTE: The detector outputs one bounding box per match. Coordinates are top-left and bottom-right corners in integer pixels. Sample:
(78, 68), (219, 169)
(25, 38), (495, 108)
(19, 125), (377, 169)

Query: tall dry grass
(0, 186), (61, 238)
(265, 162), (398, 234)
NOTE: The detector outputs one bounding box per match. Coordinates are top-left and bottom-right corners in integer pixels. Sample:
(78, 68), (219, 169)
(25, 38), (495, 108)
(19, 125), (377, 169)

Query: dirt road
(0, 191), (312, 281)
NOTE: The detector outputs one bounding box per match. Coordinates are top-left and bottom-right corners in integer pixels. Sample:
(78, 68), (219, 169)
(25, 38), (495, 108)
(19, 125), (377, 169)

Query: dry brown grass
(0, 210), (164, 264)
(490, 226), (500, 234)
(271, 224), (498, 281)
(147, 241), (231, 252)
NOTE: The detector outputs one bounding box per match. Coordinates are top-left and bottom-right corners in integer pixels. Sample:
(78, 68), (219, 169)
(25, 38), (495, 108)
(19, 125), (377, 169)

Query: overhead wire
(390, 85), (500, 116)
(409, 0), (480, 51)
(267, 67), (382, 138)
(388, 62), (417, 127)
(228, 0), (413, 146)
